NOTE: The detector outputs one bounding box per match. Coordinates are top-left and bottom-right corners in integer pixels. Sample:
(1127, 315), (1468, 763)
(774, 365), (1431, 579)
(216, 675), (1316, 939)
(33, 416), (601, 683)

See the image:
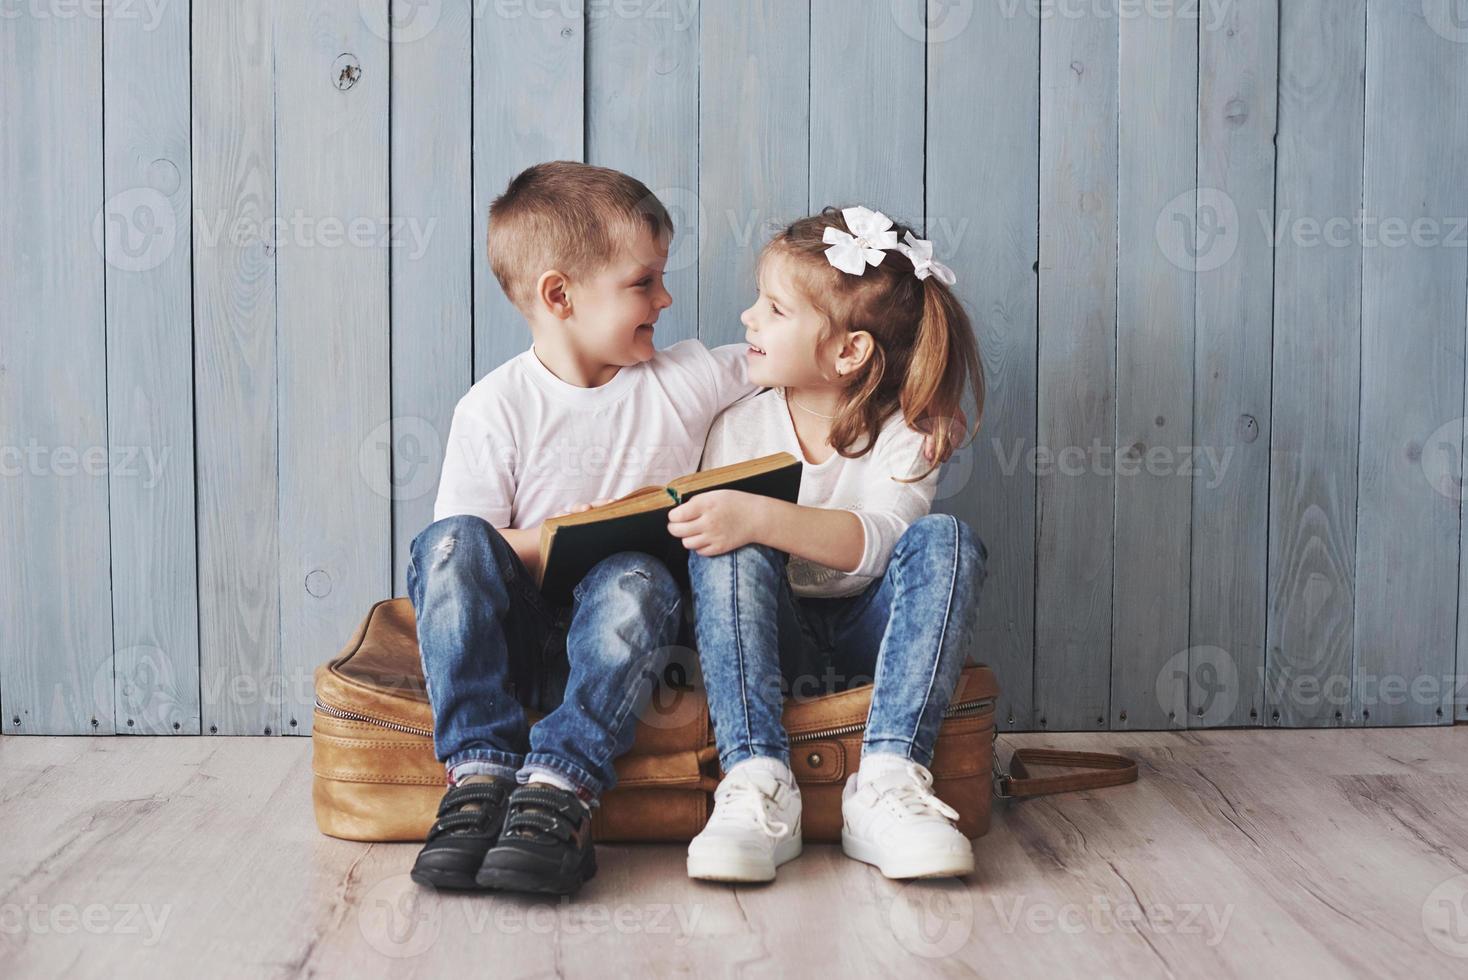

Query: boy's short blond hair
(487, 161), (674, 313)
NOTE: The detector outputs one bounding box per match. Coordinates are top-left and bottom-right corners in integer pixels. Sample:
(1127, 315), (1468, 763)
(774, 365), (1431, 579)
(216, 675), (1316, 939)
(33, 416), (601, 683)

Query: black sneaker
(409, 777), (513, 890)
(474, 783), (597, 895)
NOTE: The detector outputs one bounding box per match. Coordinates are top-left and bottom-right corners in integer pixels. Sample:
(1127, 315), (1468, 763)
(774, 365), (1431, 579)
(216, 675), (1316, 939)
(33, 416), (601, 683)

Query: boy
(406, 162), (756, 896)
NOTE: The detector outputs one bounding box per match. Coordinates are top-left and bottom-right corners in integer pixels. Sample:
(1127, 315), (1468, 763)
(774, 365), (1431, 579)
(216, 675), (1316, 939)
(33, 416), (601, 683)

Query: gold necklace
(782, 388), (838, 420)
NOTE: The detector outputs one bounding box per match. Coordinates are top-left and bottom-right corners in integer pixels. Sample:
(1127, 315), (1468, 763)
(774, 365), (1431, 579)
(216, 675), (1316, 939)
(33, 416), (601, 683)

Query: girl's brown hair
(761, 206), (986, 479)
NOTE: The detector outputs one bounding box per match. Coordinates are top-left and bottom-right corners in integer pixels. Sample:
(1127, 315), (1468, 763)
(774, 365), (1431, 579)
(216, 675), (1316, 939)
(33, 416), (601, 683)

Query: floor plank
(1, 728), (1465, 978)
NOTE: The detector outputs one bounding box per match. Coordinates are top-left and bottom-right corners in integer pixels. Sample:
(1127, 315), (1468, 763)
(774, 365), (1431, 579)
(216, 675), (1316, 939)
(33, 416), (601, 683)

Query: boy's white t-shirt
(434, 340), (757, 530)
(700, 389), (939, 598)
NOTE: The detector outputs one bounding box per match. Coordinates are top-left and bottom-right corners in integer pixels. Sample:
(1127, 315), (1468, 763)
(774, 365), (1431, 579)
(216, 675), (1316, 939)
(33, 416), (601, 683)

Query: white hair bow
(822, 206), (900, 276)
(897, 231), (957, 286)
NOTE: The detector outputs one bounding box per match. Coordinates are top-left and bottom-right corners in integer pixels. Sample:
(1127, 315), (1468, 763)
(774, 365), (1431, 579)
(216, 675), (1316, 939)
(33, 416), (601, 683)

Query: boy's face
(740, 253), (831, 389)
(567, 226), (673, 368)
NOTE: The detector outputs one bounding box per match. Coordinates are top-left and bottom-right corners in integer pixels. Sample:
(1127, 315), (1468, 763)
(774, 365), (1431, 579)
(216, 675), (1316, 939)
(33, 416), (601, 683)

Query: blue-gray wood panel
(5, 0), (1468, 734)
(0, 11), (114, 735)
(103, 0), (201, 734)
(1355, 0), (1468, 727)
(698, 0), (809, 349)
(192, 0), (280, 737)
(927, 2), (1039, 731)
(275, 0), (392, 735)
(1111, 6), (1198, 731)
(389, 1), (474, 598)
(809, 0), (923, 226)
(1035, 4), (1118, 732)
(1189, 0), (1277, 729)
(1266, 0), (1366, 728)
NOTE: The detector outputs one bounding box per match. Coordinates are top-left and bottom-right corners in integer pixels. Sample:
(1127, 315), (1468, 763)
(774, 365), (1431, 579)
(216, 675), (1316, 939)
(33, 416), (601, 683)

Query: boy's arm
(703, 343), (762, 413)
(507, 497), (614, 581)
(435, 398), (521, 548)
(498, 526), (544, 580)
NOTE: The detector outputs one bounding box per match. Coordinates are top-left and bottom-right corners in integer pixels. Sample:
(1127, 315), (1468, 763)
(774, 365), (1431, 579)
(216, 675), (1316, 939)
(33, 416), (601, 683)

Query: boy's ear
(536, 269), (574, 320)
(833, 330), (875, 377)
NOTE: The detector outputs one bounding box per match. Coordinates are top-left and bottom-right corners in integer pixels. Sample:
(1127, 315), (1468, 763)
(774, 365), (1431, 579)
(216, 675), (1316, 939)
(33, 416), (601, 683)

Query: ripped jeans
(406, 514), (682, 802)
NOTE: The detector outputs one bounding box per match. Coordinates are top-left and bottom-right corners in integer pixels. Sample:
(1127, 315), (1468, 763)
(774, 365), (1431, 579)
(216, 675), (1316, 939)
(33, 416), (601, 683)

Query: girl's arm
(668, 492), (865, 571)
(670, 422), (938, 569)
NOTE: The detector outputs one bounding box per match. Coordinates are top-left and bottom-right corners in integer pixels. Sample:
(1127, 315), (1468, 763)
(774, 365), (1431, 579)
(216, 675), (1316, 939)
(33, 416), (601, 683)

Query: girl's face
(740, 252), (835, 389)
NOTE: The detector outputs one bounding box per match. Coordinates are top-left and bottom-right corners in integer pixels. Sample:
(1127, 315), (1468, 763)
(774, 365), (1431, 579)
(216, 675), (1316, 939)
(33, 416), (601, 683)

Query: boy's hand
(667, 490), (767, 557)
(562, 498), (615, 516)
(920, 407), (969, 464)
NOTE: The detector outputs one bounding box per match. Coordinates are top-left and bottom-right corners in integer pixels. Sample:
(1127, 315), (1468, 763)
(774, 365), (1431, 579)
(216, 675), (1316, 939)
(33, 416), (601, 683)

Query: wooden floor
(2, 728), (1466, 978)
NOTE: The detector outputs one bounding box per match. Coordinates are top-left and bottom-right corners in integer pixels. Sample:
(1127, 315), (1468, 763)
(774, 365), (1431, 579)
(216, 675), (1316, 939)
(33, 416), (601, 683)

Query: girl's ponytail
(900, 277), (985, 476)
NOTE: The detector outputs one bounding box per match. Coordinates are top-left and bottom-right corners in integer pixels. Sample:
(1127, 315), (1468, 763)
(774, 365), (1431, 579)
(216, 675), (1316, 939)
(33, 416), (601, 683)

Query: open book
(537, 451), (803, 604)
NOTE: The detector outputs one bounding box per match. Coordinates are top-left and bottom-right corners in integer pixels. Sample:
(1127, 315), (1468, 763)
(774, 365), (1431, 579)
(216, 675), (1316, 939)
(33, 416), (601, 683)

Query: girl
(667, 205), (989, 882)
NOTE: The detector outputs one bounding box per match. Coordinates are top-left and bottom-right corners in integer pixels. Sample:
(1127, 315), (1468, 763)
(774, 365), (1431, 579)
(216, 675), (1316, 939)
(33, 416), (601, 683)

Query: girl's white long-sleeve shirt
(699, 388), (939, 598)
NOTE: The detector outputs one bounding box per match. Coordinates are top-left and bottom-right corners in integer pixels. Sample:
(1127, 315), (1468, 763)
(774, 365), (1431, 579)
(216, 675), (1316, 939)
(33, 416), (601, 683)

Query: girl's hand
(667, 490), (768, 557)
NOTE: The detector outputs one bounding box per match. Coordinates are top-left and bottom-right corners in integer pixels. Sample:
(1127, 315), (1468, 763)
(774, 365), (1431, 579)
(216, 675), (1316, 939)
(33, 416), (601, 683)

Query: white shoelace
(711, 771), (789, 838)
(873, 763), (961, 823)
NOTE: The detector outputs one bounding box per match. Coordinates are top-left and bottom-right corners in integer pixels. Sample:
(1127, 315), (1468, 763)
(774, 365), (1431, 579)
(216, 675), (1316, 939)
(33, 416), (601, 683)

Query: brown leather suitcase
(312, 597), (1003, 843)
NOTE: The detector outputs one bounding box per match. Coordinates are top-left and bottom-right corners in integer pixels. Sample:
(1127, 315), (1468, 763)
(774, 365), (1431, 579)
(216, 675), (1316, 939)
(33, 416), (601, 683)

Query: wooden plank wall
(104, 0), (200, 735)
(274, 0), (392, 735)
(927, 0), (1039, 732)
(1357, 0), (1468, 726)
(1266, 0), (1367, 729)
(388, 0), (473, 598)
(1, 5), (112, 735)
(1034, 3), (1118, 732)
(1190, 0), (1276, 728)
(192, 0), (278, 737)
(1112, 0), (1197, 731)
(698, 1), (808, 350)
(3, 0), (1468, 736)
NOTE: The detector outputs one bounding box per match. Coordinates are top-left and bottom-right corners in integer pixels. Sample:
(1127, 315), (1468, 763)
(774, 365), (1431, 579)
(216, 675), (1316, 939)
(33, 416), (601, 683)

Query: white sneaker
(686, 760), (803, 882)
(841, 760), (974, 879)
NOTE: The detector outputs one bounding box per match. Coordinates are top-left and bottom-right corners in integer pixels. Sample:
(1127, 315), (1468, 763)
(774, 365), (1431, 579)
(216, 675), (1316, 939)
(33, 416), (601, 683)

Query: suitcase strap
(992, 746), (1138, 799)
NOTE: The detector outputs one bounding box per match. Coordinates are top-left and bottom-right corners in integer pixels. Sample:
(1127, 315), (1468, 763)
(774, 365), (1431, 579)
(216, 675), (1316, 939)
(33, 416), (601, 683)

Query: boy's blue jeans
(407, 514), (682, 803)
(687, 514), (987, 773)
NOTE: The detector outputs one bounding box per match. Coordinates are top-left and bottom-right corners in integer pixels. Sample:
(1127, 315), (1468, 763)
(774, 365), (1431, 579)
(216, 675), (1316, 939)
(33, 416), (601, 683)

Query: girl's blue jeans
(686, 513), (988, 773)
(406, 514), (682, 802)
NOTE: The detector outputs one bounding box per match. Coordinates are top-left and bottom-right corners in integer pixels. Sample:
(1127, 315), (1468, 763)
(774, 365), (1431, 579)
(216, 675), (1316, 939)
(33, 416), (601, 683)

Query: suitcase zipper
(313, 696), (433, 738)
(313, 693), (995, 744)
(788, 696), (995, 744)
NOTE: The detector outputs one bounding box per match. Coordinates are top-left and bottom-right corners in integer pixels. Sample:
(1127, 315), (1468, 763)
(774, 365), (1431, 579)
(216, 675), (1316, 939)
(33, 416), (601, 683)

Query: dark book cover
(538, 457), (803, 605)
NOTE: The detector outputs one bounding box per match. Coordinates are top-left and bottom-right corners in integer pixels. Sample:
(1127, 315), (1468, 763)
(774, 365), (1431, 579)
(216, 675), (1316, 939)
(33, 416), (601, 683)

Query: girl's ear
(536, 269), (573, 320)
(833, 330), (875, 378)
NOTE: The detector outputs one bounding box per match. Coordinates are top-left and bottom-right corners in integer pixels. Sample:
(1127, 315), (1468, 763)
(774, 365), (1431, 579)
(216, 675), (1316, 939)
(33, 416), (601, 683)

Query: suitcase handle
(992, 746), (1138, 799)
